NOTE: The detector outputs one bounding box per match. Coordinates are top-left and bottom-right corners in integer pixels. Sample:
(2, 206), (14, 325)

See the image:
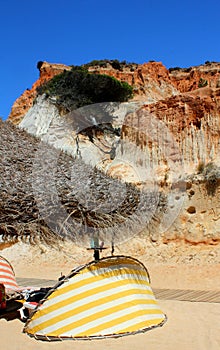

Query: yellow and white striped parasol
(24, 256), (166, 340)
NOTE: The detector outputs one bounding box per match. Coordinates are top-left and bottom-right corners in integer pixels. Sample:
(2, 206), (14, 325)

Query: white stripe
(29, 290), (157, 329)
(59, 270), (149, 294)
(81, 313), (165, 337)
(0, 276), (17, 285)
(0, 265), (14, 274)
(0, 271), (15, 278)
(38, 304), (163, 336)
(29, 282), (154, 327)
(58, 263), (148, 290)
(40, 274), (151, 312)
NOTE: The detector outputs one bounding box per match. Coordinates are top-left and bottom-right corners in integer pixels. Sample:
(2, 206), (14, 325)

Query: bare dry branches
(0, 120), (166, 246)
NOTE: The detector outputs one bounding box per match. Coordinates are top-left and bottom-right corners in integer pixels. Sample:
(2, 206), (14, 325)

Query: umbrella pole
(87, 236), (107, 261)
(94, 249), (100, 261)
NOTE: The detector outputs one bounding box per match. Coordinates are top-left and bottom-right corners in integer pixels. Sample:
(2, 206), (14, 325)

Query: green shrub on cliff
(37, 66), (133, 112)
(198, 78), (208, 88)
(82, 59), (137, 71)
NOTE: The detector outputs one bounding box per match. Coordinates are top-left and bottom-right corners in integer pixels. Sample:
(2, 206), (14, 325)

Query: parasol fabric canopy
(24, 256), (166, 340)
(0, 256), (19, 291)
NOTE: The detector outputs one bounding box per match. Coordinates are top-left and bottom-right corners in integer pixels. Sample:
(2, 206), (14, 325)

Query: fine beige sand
(1, 239), (220, 350)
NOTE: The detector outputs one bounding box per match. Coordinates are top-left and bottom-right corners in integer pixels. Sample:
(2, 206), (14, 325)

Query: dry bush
(0, 120), (166, 246)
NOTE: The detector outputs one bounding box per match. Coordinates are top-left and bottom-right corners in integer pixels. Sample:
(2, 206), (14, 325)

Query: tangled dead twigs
(0, 120), (167, 246)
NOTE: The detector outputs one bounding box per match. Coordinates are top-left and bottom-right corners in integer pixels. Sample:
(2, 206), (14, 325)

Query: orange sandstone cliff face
(122, 87), (220, 170)
(8, 60), (220, 126)
(88, 61), (178, 100)
(8, 62), (71, 124)
(170, 62), (220, 92)
(8, 60), (178, 124)
(8, 59), (220, 174)
(8, 59), (220, 169)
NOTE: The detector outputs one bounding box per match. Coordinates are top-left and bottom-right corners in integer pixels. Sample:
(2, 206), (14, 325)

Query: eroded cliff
(8, 60), (178, 124)
(8, 62), (71, 124)
(6, 60), (220, 245)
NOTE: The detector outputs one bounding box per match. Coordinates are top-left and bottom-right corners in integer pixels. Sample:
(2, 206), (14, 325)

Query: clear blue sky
(1, 0), (219, 120)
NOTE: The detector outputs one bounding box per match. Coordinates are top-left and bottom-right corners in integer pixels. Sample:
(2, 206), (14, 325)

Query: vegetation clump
(82, 59), (138, 71)
(197, 161), (220, 195)
(196, 161), (205, 174)
(37, 66), (133, 112)
(168, 67), (181, 72)
(203, 162), (220, 196)
(198, 78), (208, 88)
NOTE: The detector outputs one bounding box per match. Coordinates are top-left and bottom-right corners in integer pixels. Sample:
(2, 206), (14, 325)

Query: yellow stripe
(118, 318), (165, 334)
(48, 268), (149, 302)
(69, 310), (164, 337)
(28, 281), (154, 333)
(85, 258), (145, 272)
(31, 277), (151, 316)
(85, 266), (146, 278)
(27, 290), (157, 333)
(40, 304), (162, 337)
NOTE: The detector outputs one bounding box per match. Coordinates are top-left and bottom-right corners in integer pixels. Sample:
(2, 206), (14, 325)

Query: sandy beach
(1, 240), (220, 350)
